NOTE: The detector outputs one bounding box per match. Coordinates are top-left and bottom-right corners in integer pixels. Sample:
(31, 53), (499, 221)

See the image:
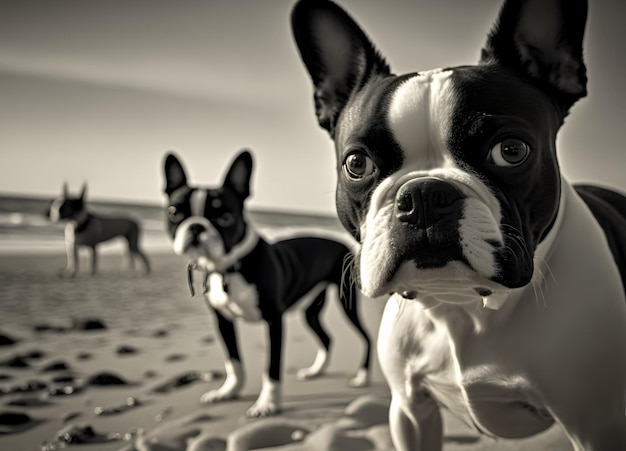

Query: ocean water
(0, 195), (348, 255)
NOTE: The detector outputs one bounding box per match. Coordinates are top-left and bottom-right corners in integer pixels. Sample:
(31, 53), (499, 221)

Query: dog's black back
(576, 185), (626, 287)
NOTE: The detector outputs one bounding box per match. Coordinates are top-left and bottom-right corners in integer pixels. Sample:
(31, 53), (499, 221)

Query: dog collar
(217, 223), (259, 272)
(73, 212), (92, 233)
(185, 224), (259, 297)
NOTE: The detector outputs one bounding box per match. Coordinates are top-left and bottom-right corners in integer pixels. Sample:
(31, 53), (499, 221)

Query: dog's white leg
(64, 244), (78, 277)
(247, 318), (283, 417)
(246, 374), (281, 418)
(389, 392), (443, 451)
(200, 359), (245, 404)
(349, 367), (370, 388)
(297, 346), (329, 380)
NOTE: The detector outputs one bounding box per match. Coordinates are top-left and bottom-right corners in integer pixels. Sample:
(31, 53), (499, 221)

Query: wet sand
(0, 251), (571, 450)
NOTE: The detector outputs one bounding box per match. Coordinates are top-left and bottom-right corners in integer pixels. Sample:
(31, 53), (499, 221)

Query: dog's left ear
(163, 153), (188, 196)
(223, 150), (253, 201)
(291, 0), (391, 135)
(480, 0), (588, 112)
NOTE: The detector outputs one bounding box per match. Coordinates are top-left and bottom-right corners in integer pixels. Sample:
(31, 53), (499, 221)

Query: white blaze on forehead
(387, 69), (456, 169)
(190, 189), (208, 217)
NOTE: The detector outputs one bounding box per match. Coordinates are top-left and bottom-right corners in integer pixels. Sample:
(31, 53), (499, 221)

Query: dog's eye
(168, 205), (185, 223)
(343, 151), (375, 181)
(216, 212), (235, 228)
(489, 138), (530, 167)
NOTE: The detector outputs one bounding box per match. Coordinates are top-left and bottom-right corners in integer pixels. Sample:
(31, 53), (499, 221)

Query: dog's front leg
(247, 317), (282, 417)
(90, 245), (98, 275)
(389, 391), (442, 451)
(62, 241), (78, 278)
(200, 310), (245, 404)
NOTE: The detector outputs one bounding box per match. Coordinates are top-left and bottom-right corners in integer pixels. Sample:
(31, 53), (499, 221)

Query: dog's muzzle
(173, 217), (225, 258)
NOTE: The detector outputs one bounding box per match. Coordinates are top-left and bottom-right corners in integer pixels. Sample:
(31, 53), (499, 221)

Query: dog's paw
(246, 376), (281, 418)
(200, 387), (239, 404)
(349, 368), (370, 388)
(246, 400), (281, 418)
(296, 349), (329, 381)
(58, 269), (77, 279)
(296, 367), (324, 381)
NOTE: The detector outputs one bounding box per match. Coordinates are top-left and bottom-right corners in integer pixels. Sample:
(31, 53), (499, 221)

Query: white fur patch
(388, 70), (456, 170)
(206, 272), (262, 322)
(190, 189), (208, 217)
(459, 198), (503, 279)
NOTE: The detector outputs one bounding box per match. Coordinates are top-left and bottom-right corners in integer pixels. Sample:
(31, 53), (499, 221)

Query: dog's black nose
(395, 178), (463, 226)
(189, 224), (206, 237)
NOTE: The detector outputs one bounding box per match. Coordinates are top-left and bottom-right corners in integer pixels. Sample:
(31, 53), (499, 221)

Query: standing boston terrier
(48, 183), (151, 277)
(162, 150), (372, 417)
(292, 0), (626, 449)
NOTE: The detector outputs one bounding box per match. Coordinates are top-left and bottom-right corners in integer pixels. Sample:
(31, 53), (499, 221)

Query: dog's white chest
(205, 272), (262, 322)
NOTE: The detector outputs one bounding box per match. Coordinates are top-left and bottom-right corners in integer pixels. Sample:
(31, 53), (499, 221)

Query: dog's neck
(70, 209), (91, 232)
(197, 221), (260, 275)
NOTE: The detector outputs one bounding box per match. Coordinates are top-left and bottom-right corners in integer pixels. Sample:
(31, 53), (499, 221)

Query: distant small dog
(162, 150), (372, 417)
(48, 183), (151, 277)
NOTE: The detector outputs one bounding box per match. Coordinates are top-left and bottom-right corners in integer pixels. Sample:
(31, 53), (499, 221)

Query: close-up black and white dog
(162, 150), (372, 417)
(48, 183), (151, 277)
(292, 0), (626, 449)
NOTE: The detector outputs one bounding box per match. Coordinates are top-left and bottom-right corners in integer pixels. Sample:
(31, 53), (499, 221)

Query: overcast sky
(1, 0), (624, 215)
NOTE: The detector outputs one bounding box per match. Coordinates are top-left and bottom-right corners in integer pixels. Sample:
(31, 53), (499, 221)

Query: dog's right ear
(223, 150), (253, 201)
(291, 0), (391, 135)
(79, 183), (87, 201)
(62, 181), (69, 198)
(163, 153), (188, 196)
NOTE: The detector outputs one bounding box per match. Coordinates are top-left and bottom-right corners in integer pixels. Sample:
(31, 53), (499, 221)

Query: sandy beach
(0, 245), (572, 450)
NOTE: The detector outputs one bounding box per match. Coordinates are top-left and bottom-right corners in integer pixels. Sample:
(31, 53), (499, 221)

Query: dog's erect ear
(79, 183), (87, 201)
(480, 0), (587, 112)
(291, 0), (391, 134)
(62, 181), (69, 198)
(223, 150), (253, 201)
(163, 152), (188, 196)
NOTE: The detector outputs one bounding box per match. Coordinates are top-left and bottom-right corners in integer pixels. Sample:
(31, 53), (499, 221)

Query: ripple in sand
(62, 412), (82, 423)
(0, 332), (17, 346)
(164, 353), (186, 362)
(52, 374), (76, 384)
(2, 379), (48, 396)
(76, 352), (92, 361)
(150, 371), (219, 394)
(41, 360), (71, 372)
(49, 385), (84, 397)
(95, 396), (142, 416)
(88, 371), (130, 386)
(116, 344), (139, 355)
(24, 349), (46, 360)
(6, 397), (53, 407)
(0, 410), (43, 435)
(33, 323), (67, 333)
(41, 423), (126, 450)
(71, 317), (107, 331)
(0, 355), (30, 368)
